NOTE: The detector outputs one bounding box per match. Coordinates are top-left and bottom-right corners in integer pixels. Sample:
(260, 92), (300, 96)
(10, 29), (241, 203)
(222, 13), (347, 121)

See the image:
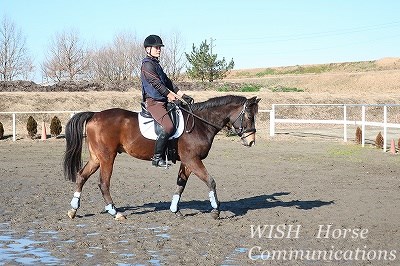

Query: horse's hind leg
(170, 163), (191, 215)
(68, 158), (100, 219)
(97, 156), (126, 220)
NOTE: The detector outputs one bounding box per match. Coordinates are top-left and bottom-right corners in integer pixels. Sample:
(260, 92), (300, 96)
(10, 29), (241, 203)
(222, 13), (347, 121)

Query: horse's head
(230, 96), (261, 147)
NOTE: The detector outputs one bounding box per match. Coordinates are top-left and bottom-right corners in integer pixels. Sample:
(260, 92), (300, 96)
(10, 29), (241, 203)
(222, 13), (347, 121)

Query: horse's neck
(196, 103), (238, 130)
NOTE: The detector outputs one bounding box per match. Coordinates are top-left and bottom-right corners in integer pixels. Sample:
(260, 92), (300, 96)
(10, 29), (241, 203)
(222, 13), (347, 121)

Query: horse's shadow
(119, 192), (334, 218)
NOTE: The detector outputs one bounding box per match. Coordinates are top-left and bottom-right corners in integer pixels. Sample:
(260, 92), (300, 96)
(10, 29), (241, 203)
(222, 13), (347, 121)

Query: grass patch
(255, 65), (332, 76)
(271, 86), (304, 92)
(256, 68), (278, 77)
(234, 60), (380, 78)
(217, 85), (231, 92)
(217, 83), (261, 92)
(239, 84), (261, 92)
(328, 145), (363, 157)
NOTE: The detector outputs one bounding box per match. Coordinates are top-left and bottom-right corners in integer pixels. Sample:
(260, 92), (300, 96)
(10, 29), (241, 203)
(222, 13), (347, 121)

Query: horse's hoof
(115, 212), (127, 221)
(67, 209), (77, 219)
(210, 209), (220, 220)
(175, 210), (184, 219)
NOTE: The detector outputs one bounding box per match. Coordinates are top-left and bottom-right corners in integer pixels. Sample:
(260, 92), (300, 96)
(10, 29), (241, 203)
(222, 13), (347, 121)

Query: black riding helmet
(144, 35), (164, 48)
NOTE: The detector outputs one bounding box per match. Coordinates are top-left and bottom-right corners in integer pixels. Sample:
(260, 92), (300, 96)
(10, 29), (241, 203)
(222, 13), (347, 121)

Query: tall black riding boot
(152, 129), (170, 167)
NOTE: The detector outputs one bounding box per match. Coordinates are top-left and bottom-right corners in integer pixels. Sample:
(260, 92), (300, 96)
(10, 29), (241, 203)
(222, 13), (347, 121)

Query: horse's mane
(191, 95), (247, 111)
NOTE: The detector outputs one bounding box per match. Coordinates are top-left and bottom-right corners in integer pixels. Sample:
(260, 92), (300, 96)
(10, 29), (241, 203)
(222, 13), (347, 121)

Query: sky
(1, 0), (400, 82)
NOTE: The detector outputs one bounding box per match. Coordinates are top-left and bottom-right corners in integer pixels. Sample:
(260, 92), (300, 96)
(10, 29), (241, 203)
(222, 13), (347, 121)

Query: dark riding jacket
(141, 56), (179, 102)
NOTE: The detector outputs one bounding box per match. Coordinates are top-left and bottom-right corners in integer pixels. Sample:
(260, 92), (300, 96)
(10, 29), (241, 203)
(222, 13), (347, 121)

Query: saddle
(139, 102), (181, 137)
(138, 102), (184, 164)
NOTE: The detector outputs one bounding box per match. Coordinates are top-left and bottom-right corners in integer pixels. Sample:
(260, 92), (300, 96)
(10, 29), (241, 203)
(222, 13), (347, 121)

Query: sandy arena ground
(0, 134), (399, 265)
(1, 61), (400, 265)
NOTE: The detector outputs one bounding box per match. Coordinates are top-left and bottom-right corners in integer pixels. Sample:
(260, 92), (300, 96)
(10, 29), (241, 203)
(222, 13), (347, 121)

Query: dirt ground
(0, 134), (399, 265)
(1, 61), (400, 265)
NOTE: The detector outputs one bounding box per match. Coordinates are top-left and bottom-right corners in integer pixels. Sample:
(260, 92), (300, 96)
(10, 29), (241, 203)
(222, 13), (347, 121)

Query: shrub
(355, 127), (362, 144)
(26, 116), (38, 138)
(50, 116), (62, 137)
(0, 122), (4, 139)
(375, 132), (383, 149)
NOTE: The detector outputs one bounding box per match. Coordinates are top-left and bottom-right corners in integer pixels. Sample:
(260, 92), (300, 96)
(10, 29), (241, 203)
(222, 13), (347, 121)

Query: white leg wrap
(170, 194), (180, 213)
(209, 191), (218, 209)
(70, 192), (81, 209)
(105, 204), (117, 216)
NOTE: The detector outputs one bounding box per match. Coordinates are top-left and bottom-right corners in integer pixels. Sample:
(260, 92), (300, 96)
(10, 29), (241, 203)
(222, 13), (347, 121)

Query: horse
(63, 95), (261, 220)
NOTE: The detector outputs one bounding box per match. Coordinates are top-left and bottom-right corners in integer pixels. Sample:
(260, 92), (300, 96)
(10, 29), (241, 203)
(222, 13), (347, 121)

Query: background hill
(225, 57), (400, 94)
(1, 57), (400, 138)
(1, 57), (399, 112)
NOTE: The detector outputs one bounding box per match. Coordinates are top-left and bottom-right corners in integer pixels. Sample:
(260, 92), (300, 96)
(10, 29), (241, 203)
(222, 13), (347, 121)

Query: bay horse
(64, 95), (260, 220)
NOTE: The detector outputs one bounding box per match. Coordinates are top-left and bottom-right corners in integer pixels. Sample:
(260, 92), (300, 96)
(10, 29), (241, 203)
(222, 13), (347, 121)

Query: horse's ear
(247, 96), (261, 106)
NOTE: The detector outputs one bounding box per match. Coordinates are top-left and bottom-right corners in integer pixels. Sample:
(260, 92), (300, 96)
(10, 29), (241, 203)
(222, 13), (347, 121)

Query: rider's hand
(167, 92), (177, 102)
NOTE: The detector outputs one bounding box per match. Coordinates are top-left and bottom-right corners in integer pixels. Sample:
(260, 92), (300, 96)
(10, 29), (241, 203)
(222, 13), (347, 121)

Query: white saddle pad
(138, 108), (184, 140)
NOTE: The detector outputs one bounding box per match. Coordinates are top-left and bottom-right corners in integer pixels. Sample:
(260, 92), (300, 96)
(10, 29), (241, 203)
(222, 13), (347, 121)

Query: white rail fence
(2, 104), (400, 153)
(269, 104), (400, 152)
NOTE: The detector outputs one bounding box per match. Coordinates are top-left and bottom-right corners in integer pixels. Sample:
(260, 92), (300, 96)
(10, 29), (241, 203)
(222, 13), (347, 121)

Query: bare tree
(89, 32), (142, 82)
(89, 46), (119, 82)
(160, 32), (186, 81)
(113, 32), (142, 80)
(0, 16), (34, 81)
(42, 29), (89, 82)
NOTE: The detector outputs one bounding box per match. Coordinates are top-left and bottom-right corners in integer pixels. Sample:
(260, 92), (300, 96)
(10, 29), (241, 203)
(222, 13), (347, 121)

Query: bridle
(229, 103), (257, 140)
(178, 100), (256, 139)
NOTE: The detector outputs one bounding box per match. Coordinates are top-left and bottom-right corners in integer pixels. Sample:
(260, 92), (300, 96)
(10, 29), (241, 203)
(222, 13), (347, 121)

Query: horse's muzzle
(241, 129), (256, 147)
(242, 139), (255, 147)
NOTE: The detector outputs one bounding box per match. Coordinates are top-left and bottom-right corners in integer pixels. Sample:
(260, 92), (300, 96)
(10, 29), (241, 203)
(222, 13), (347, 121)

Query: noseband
(230, 103), (257, 139)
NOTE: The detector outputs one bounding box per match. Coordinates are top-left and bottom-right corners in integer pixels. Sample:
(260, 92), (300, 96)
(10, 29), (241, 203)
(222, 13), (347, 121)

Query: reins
(177, 103), (223, 133)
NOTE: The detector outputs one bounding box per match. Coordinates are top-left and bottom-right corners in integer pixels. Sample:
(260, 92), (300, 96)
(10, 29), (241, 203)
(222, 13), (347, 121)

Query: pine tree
(26, 116), (37, 138)
(185, 40), (234, 82)
(50, 116), (62, 137)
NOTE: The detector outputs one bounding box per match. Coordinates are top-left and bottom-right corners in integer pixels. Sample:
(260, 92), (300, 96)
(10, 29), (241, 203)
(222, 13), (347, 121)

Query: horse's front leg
(170, 163), (191, 215)
(207, 176), (220, 219)
(188, 159), (220, 219)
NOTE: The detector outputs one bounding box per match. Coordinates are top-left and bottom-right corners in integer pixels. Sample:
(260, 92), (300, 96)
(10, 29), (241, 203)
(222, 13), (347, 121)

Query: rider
(141, 34), (193, 167)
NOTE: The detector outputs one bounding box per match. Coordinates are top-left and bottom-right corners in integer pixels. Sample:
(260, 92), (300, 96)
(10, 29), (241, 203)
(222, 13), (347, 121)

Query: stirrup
(152, 158), (166, 167)
(152, 157), (170, 168)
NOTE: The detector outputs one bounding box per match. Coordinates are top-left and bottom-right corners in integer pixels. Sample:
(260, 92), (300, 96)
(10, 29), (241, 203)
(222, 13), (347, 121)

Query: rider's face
(147, 46), (162, 58)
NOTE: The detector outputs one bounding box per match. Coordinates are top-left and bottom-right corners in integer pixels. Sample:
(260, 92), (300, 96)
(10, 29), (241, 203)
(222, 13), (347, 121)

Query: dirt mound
(0, 80), (39, 92)
(0, 80), (244, 93)
(375, 57), (400, 68)
(0, 80), (140, 92)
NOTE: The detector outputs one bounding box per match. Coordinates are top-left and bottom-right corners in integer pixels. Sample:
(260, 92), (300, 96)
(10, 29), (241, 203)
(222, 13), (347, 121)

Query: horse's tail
(63, 111), (95, 182)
